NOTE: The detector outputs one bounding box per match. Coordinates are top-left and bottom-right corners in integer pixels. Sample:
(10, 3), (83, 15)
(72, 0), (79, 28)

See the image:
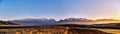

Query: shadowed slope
(0, 21), (19, 25)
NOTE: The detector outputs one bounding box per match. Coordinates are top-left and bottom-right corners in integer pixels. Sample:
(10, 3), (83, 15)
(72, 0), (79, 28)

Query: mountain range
(9, 18), (57, 26)
(0, 21), (19, 25)
(7, 18), (120, 26)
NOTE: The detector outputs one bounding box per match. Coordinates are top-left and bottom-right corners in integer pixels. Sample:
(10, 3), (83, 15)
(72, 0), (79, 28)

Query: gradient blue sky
(0, 0), (120, 20)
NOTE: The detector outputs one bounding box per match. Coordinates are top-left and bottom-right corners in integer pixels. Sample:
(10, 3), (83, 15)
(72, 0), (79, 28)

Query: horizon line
(0, 17), (120, 21)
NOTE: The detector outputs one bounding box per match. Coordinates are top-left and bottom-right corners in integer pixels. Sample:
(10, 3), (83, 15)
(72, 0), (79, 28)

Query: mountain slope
(0, 21), (19, 25)
(9, 18), (120, 26)
(9, 18), (57, 26)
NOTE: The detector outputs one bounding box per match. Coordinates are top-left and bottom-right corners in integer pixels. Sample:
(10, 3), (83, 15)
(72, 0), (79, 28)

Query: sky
(0, 0), (120, 20)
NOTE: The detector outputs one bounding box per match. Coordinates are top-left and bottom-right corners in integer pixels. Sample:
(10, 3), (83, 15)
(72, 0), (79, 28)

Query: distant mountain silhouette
(9, 18), (120, 26)
(96, 19), (119, 21)
(0, 21), (19, 25)
(9, 18), (57, 26)
(57, 18), (94, 24)
(58, 18), (93, 22)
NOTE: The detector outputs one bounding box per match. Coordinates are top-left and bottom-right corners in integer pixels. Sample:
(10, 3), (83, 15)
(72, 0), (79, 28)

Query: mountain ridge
(8, 18), (120, 26)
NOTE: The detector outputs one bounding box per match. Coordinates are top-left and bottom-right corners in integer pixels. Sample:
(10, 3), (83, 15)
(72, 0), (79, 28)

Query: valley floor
(98, 29), (120, 34)
(0, 26), (111, 34)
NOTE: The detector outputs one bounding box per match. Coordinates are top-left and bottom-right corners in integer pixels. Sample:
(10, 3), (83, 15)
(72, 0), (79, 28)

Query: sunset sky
(0, 0), (120, 20)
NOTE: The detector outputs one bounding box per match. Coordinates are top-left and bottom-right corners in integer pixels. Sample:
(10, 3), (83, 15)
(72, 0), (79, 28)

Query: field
(98, 29), (120, 34)
(0, 24), (119, 34)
